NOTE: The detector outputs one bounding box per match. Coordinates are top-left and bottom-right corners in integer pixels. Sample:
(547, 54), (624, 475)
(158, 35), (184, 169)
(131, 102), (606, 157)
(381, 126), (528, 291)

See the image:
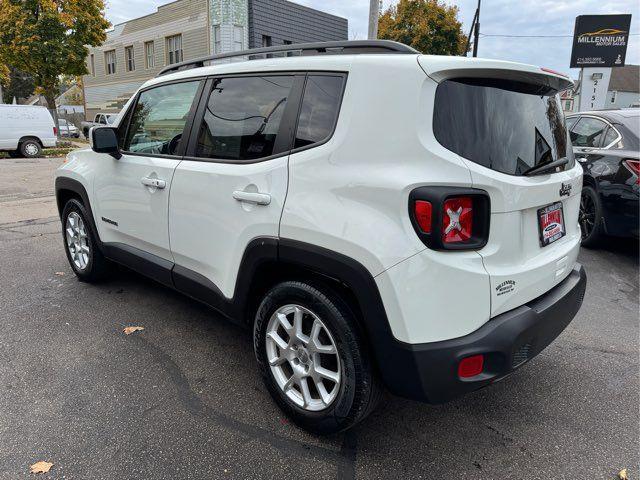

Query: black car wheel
(579, 186), (604, 247)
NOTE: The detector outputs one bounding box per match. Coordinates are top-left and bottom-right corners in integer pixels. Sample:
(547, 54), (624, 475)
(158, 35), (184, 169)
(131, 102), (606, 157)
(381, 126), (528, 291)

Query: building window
(90, 54), (95, 76)
(105, 50), (116, 75)
(213, 26), (221, 53)
(166, 34), (183, 65)
(283, 40), (293, 56)
(233, 26), (244, 51)
(125, 46), (135, 72)
(145, 41), (155, 69)
(611, 91), (617, 104)
(262, 35), (272, 48)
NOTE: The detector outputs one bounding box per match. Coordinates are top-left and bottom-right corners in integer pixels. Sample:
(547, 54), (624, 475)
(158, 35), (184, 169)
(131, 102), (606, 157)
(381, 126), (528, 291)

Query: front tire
(20, 139), (41, 158)
(61, 199), (110, 282)
(580, 185), (604, 247)
(254, 281), (381, 434)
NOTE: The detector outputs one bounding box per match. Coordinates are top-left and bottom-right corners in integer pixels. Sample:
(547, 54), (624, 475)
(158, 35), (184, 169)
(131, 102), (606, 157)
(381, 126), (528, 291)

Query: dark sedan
(567, 109), (639, 247)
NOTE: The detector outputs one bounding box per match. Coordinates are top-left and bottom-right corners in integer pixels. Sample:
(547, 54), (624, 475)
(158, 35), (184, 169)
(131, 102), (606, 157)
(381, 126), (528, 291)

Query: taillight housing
(623, 159), (640, 185)
(53, 126), (58, 136)
(409, 187), (490, 250)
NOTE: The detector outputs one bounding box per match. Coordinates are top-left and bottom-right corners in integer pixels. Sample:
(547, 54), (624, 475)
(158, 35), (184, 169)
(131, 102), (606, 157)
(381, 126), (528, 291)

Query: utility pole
(368, 0), (380, 40)
(472, 0), (481, 57)
(464, 0), (482, 56)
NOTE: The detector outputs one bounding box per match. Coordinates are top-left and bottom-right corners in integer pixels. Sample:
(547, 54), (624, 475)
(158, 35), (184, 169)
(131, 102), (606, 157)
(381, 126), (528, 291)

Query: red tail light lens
(53, 126), (58, 136)
(414, 200), (432, 233)
(623, 159), (640, 185)
(458, 354), (484, 378)
(442, 197), (473, 243)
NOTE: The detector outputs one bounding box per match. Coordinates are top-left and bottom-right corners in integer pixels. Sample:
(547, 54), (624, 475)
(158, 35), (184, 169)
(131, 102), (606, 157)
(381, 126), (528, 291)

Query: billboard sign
(570, 14), (632, 68)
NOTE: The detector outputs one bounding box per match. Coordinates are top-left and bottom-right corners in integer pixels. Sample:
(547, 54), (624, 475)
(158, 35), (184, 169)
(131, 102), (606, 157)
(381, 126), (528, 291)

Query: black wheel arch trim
(55, 176), (104, 250)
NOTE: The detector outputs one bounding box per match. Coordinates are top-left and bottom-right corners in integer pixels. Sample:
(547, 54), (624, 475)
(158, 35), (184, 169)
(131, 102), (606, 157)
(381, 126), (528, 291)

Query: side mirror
(90, 127), (121, 159)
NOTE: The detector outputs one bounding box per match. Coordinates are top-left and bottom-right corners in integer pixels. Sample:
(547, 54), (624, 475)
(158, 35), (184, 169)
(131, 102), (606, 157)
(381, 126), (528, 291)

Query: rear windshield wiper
(522, 157), (569, 176)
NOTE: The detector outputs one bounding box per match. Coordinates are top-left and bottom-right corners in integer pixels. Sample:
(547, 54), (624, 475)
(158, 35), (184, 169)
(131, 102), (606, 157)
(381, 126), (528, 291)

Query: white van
(0, 105), (57, 158)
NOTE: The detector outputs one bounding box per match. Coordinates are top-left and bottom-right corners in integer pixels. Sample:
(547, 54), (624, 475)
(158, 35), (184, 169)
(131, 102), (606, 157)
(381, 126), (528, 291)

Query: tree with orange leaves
(378, 0), (468, 56)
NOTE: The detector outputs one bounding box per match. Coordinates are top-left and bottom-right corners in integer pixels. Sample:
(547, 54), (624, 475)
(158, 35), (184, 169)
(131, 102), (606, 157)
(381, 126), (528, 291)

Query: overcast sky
(104, 0), (640, 79)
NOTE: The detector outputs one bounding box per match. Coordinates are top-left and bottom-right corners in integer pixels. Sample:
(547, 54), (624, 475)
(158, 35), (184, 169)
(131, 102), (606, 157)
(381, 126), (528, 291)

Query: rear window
(433, 78), (572, 176)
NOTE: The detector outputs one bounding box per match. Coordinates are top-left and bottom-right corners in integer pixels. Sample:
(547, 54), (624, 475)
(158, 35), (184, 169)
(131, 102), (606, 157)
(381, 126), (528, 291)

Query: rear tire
(61, 199), (111, 282)
(254, 281), (382, 434)
(7, 150), (21, 158)
(580, 186), (604, 248)
(20, 139), (41, 158)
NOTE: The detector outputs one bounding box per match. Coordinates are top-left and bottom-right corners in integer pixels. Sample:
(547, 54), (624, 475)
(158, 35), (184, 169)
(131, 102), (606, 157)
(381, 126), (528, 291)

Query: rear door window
(194, 75), (294, 161)
(294, 75), (345, 149)
(570, 117), (607, 148)
(433, 78), (571, 176)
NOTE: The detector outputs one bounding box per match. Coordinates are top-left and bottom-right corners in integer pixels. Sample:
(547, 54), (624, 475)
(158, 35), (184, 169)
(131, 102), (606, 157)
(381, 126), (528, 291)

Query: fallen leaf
(619, 469), (628, 480)
(123, 326), (144, 335)
(30, 461), (53, 474)
(54, 272), (65, 276)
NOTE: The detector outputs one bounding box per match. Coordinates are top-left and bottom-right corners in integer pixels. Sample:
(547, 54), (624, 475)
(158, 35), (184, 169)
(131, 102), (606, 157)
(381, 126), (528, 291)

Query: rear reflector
(443, 196), (473, 243)
(623, 159), (640, 184)
(458, 354), (484, 378)
(414, 200), (432, 233)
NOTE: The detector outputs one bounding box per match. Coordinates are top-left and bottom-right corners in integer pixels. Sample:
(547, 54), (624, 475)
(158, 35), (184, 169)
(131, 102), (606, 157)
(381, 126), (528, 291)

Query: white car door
(168, 74), (304, 299)
(92, 80), (203, 261)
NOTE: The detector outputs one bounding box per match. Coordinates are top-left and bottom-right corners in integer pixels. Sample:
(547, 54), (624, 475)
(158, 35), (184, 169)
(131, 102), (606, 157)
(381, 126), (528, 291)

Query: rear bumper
(381, 263), (586, 403)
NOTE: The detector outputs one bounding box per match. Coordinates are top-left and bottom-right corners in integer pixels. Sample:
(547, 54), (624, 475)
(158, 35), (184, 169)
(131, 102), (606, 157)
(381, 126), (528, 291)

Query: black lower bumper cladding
(383, 264), (587, 403)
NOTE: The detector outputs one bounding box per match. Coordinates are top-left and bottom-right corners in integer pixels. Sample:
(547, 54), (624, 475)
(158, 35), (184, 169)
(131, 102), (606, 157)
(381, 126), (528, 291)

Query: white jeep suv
(55, 41), (587, 434)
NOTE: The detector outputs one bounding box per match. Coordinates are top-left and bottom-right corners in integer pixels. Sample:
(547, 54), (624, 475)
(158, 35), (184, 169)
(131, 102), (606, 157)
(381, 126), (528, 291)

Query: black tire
(61, 198), (111, 282)
(254, 281), (382, 434)
(580, 185), (604, 248)
(7, 150), (22, 158)
(19, 139), (42, 158)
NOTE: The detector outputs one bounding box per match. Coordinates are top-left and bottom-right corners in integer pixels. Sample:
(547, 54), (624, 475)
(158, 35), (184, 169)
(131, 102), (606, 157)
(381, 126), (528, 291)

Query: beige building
(83, 0), (210, 120)
(83, 0), (348, 120)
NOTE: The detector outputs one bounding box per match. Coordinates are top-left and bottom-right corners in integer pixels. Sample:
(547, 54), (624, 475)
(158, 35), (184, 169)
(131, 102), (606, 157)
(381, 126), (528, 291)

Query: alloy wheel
(579, 190), (596, 240)
(65, 212), (90, 270)
(265, 304), (341, 411)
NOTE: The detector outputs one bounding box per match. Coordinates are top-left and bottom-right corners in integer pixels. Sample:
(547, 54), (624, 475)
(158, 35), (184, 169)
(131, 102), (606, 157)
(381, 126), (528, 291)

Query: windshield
(433, 78), (573, 176)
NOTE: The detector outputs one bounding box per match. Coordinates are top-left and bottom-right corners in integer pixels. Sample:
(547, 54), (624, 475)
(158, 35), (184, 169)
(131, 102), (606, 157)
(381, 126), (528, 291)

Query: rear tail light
(458, 354), (484, 378)
(53, 126), (58, 136)
(414, 200), (432, 233)
(443, 196), (473, 243)
(623, 159), (640, 185)
(409, 187), (490, 251)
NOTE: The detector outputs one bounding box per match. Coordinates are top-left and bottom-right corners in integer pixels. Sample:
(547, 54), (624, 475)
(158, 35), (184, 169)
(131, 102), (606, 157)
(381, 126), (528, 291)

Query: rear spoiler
(418, 56), (573, 93)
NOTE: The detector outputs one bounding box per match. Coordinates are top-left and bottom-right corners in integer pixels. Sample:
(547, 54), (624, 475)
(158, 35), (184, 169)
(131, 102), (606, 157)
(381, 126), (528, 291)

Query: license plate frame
(537, 202), (566, 247)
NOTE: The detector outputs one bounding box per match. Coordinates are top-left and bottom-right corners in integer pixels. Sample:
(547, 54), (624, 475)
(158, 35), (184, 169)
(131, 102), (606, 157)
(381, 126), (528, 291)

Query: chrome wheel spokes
(65, 212), (90, 270)
(265, 304), (341, 411)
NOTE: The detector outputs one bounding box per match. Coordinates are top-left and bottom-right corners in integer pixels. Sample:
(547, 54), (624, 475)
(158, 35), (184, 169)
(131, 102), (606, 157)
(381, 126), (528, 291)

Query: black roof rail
(157, 40), (419, 77)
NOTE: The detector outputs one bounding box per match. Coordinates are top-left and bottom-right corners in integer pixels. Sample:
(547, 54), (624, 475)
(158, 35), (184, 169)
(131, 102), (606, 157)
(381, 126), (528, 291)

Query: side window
(98, 115), (106, 124)
(570, 117), (607, 147)
(194, 75), (294, 161)
(294, 75), (344, 149)
(123, 81), (200, 155)
(602, 127), (619, 148)
(565, 116), (578, 131)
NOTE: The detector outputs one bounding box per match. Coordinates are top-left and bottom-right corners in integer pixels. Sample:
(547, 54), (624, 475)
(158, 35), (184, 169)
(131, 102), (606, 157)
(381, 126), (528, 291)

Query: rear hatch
(419, 57), (583, 316)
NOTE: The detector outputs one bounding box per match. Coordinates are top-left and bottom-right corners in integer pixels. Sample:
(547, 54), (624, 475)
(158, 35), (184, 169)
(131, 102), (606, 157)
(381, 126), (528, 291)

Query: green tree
(378, 0), (468, 55)
(0, 0), (109, 130)
(1, 67), (35, 104)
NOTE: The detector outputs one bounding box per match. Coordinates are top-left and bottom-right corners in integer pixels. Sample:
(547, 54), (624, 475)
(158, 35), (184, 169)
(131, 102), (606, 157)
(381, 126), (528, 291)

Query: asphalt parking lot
(0, 156), (638, 479)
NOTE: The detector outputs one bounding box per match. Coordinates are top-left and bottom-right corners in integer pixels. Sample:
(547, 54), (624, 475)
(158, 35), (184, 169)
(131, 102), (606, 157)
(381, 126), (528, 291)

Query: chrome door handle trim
(141, 177), (166, 189)
(232, 190), (271, 205)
